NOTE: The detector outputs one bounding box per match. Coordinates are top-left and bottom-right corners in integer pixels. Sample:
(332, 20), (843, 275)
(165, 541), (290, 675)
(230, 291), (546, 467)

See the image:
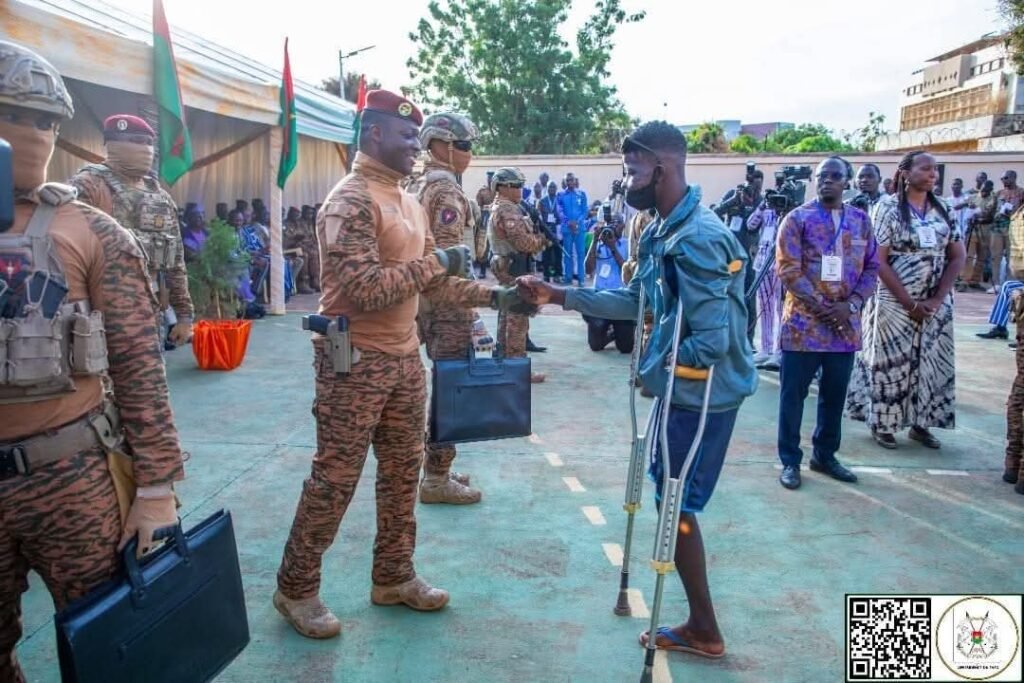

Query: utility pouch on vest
(136, 231), (176, 271)
(71, 310), (109, 375)
(508, 253), (533, 277)
(303, 314), (352, 375)
(5, 311), (67, 388)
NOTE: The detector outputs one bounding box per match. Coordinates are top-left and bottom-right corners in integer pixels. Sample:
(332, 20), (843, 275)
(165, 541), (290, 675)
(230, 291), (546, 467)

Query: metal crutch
(614, 284), (656, 616)
(640, 296), (716, 683)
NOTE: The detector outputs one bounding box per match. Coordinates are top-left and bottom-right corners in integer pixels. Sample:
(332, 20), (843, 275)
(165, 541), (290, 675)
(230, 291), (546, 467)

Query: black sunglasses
(452, 140), (472, 152)
(0, 110), (60, 132)
(816, 170), (846, 182)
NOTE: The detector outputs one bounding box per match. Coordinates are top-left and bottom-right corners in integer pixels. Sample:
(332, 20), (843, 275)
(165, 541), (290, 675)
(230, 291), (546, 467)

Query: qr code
(848, 597), (931, 680)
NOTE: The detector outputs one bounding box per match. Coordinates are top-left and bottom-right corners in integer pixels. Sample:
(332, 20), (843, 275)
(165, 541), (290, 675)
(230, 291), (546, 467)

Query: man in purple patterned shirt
(774, 157), (880, 490)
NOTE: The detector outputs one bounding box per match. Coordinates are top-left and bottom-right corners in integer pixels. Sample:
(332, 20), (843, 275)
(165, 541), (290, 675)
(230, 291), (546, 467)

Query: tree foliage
(319, 73), (382, 103)
(685, 122), (730, 153)
(1000, 0), (1024, 73)
(406, 0), (644, 154)
(186, 219), (249, 319)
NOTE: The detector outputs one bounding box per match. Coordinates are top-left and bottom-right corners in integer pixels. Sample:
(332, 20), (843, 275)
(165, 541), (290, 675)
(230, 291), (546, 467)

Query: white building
(877, 33), (1024, 152)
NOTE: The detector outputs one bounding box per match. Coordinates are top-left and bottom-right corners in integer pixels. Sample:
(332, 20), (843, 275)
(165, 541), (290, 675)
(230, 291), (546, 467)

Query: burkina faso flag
(152, 0), (193, 185)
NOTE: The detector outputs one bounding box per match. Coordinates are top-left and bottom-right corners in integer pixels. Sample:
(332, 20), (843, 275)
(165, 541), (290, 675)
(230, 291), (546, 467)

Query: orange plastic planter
(192, 320), (252, 371)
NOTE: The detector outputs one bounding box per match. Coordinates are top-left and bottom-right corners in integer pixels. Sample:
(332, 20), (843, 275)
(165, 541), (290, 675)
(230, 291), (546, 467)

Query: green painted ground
(15, 293), (1023, 683)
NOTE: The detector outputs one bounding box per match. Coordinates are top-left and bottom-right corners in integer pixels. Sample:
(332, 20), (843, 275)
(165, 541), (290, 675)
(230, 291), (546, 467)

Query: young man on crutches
(517, 121), (757, 662)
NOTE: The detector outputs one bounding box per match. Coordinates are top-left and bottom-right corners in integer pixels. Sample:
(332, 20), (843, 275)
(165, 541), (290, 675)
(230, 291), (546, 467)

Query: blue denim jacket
(564, 186), (758, 412)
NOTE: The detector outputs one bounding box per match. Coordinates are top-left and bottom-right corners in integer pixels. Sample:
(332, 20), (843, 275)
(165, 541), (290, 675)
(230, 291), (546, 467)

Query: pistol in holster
(302, 314), (353, 374)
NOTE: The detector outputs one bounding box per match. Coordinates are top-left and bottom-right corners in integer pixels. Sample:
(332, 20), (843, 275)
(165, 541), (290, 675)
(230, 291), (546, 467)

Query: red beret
(362, 89), (423, 126)
(103, 114), (155, 139)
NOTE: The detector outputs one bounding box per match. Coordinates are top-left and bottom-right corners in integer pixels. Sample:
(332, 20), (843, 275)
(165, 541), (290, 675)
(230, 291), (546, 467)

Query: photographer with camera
(716, 163), (764, 343)
(847, 164), (887, 219)
(582, 211), (633, 352)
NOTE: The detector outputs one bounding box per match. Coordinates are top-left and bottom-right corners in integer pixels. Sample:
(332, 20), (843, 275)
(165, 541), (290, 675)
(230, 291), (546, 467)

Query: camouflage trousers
(277, 344), (426, 598)
(1007, 325), (1024, 479)
(492, 257), (529, 359)
(422, 310), (474, 477)
(0, 447), (121, 683)
(298, 241), (320, 290)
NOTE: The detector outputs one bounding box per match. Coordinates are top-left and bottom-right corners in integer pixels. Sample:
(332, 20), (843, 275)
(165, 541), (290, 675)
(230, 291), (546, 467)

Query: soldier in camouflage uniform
(283, 206), (314, 294)
(0, 41), (185, 682)
(299, 205), (321, 292)
(1005, 290), (1024, 494)
(273, 90), (533, 639)
(474, 172), (495, 277)
(70, 114), (194, 347)
(407, 112), (487, 505)
(489, 167), (550, 383)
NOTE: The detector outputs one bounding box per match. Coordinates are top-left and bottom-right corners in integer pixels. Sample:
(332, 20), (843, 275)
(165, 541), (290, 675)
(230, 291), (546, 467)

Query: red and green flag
(353, 75), (367, 144)
(277, 38), (298, 189)
(152, 0), (192, 186)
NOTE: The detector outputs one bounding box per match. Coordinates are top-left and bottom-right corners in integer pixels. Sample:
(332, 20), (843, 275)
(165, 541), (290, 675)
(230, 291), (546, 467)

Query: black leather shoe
(908, 426), (941, 449)
(977, 326), (1009, 339)
(1016, 479), (1024, 495)
(526, 338), (547, 353)
(779, 465), (801, 490)
(809, 457), (858, 483)
(1003, 469), (1019, 484)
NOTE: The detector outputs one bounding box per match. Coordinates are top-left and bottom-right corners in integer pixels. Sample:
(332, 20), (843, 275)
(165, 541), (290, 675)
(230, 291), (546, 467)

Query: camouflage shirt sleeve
(420, 225), (494, 307)
(81, 204), (184, 487)
(326, 185), (449, 312)
(424, 182), (469, 249)
(497, 205), (548, 253)
(163, 192), (194, 322)
(68, 171), (114, 215)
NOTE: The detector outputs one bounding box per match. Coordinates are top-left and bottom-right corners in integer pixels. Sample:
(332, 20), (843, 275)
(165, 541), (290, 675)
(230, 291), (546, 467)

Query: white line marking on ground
(563, 476), (586, 492)
(953, 424), (1003, 448)
(544, 452), (563, 467)
(582, 506), (606, 525)
(602, 543), (624, 567)
(272, 322), (291, 329)
(926, 469), (969, 476)
(627, 588), (649, 618)
(839, 485), (1002, 561)
(653, 651), (673, 683)
(850, 466), (893, 475)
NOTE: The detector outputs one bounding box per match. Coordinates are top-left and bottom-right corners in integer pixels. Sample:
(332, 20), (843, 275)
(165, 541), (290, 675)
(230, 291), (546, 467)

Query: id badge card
(598, 263), (612, 278)
(821, 255), (843, 282)
(546, 213), (555, 223)
(917, 225), (937, 248)
(729, 216), (743, 232)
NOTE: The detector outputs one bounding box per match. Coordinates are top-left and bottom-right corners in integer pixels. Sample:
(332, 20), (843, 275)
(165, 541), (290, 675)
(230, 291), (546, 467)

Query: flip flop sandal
(638, 627), (726, 659)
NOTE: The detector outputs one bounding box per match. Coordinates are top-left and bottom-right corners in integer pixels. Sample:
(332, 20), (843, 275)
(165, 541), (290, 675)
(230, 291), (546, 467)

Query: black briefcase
(430, 345), (532, 444)
(55, 510), (249, 683)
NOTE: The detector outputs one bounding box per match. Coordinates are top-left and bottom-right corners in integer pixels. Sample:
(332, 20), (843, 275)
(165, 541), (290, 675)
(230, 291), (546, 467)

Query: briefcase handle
(122, 522), (188, 599)
(465, 343), (507, 377)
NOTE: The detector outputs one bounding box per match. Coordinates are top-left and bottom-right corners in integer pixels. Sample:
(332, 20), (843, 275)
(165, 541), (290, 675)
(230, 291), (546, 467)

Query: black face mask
(626, 168), (660, 211)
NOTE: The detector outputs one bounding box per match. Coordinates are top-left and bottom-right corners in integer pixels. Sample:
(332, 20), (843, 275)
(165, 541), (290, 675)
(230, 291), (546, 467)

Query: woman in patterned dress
(846, 151), (967, 449)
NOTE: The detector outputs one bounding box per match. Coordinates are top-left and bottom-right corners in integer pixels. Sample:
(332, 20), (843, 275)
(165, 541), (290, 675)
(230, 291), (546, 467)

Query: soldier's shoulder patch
(439, 207), (458, 226)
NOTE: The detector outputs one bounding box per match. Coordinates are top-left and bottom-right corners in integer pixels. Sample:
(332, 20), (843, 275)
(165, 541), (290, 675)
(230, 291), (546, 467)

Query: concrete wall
(464, 152), (1024, 206)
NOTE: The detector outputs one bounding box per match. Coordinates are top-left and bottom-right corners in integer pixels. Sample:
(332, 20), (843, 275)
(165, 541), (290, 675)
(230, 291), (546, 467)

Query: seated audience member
(582, 215), (633, 353)
(182, 206), (208, 264)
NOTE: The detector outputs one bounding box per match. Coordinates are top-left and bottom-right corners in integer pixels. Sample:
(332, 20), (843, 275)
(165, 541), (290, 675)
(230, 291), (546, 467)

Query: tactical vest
(486, 202), (517, 257)
(0, 185), (109, 404)
(80, 164), (179, 271)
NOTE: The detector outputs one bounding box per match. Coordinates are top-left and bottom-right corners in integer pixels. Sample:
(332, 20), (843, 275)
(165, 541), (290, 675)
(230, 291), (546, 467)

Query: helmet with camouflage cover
(490, 167), (526, 192)
(419, 112), (479, 146)
(0, 40), (74, 120)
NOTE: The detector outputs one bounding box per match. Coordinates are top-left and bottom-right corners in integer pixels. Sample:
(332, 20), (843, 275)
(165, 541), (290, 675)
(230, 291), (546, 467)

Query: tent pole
(268, 126), (286, 315)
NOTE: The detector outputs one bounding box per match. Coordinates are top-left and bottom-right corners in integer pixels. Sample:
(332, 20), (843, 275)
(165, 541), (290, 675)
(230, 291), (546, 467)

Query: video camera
(764, 165), (811, 215)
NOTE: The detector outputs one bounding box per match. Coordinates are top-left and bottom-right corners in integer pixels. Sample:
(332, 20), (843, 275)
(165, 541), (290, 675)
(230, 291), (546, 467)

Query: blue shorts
(649, 402), (739, 513)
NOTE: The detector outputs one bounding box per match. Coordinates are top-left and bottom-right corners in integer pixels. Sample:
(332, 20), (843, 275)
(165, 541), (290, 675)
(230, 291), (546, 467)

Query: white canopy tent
(3, 0), (357, 314)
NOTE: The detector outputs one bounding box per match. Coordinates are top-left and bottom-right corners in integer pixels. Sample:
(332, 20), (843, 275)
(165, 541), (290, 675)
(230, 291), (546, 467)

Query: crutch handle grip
(673, 365), (709, 380)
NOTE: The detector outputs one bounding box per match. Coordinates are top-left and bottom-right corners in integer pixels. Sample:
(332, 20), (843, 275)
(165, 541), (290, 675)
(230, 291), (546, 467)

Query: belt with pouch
(0, 400), (122, 480)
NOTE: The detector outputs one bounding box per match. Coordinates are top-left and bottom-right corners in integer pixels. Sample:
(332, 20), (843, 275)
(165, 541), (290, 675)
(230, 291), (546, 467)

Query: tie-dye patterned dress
(846, 195), (961, 433)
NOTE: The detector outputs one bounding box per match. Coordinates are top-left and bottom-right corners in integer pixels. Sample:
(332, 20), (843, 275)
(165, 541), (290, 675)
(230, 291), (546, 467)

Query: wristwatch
(848, 301), (860, 314)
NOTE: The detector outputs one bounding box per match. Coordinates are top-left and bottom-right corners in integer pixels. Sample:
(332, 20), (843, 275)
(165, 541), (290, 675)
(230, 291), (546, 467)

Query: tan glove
(168, 320), (193, 346)
(118, 489), (178, 558)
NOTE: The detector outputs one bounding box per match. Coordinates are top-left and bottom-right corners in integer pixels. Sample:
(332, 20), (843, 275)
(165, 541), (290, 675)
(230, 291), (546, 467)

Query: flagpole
(269, 126), (285, 315)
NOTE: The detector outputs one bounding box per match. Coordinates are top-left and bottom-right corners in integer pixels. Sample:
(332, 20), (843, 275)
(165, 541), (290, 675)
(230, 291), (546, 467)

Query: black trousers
(585, 317), (635, 354)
